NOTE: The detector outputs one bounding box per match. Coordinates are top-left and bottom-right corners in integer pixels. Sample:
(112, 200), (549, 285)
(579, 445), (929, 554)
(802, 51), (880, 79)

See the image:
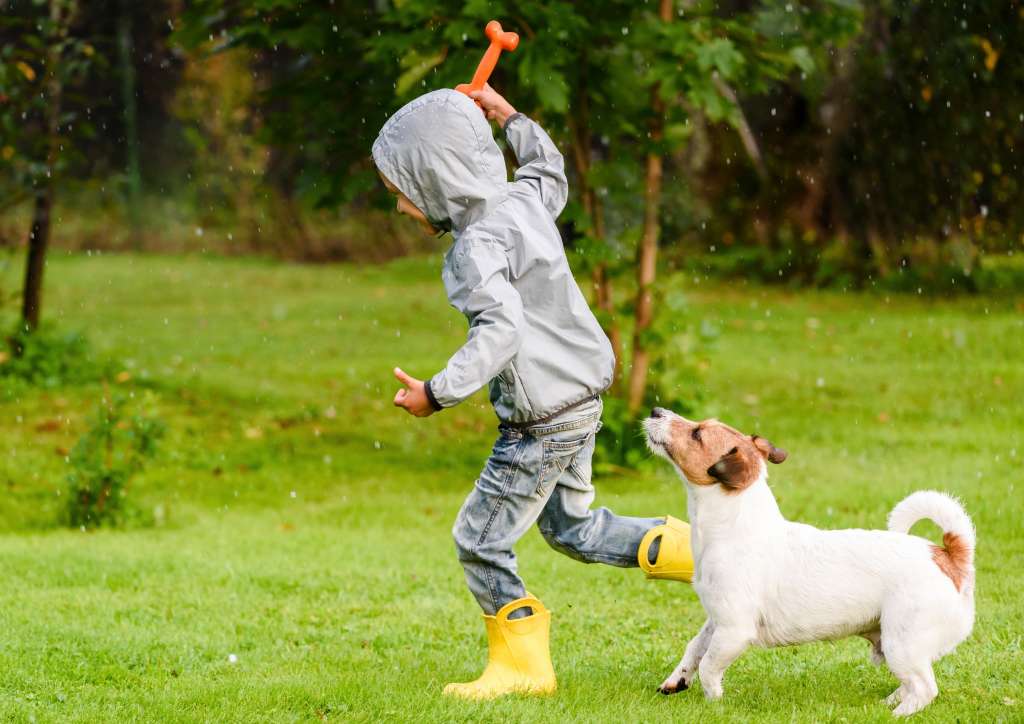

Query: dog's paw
(657, 679), (688, 695)
(884, 686), (903, 708)
(658, 672), (689, 695)
(702, 683), (724, 701)
(892, 698), (925, 717)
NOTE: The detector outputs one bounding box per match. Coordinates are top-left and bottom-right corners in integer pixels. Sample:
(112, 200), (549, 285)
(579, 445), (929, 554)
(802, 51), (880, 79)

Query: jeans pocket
(537, 431), (593, 497)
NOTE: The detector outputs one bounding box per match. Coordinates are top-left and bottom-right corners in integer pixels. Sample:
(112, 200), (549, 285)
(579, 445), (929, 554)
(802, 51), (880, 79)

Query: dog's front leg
(659, 618), (714, 694)
(697, 627), (750, 700)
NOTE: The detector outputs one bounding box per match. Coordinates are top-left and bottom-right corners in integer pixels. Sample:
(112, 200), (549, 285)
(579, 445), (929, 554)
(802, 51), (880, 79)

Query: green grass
(1, 252), (1022, 722)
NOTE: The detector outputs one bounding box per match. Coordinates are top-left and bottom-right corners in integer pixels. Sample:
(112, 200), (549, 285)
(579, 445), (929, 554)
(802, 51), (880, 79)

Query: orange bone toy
(455, 20), (519, 97)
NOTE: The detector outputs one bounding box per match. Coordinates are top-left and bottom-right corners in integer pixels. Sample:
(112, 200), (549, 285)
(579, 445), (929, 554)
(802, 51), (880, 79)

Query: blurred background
(0, 3), (1022, 720)
(3, 0), (1022, 462)
(3, 1), (1022, 278)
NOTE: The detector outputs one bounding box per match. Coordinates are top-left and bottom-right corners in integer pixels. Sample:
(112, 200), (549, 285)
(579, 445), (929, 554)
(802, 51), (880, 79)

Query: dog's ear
(752, 435), (787, 464)
(707, 446), (758, 491)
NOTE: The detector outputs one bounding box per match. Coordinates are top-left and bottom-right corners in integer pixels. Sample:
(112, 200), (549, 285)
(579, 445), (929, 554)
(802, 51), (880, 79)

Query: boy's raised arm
(503, 114), (568, 219)
(470, 85), (568, 219)
(426, 239), (525, 410)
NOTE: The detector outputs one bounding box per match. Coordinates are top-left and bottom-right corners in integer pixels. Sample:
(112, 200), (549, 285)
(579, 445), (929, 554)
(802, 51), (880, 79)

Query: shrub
(1, 324), (112, 392)
(65, 393), (165, 529)
(595, 284), (710, 469)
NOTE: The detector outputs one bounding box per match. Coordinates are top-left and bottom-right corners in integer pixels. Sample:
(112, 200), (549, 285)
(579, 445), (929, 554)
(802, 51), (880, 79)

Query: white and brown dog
(644, 407), (975, 717)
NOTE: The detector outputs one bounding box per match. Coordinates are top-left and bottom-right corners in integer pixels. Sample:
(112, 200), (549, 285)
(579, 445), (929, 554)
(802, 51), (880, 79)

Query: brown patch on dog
(707, 445), (761, 492)
(752, 435), (788, 464)
(660, 417), (786, 493)
(931, 532), (971, 591)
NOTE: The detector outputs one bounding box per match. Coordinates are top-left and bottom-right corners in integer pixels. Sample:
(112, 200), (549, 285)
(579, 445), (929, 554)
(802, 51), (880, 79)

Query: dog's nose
(651, 407), (667, 418)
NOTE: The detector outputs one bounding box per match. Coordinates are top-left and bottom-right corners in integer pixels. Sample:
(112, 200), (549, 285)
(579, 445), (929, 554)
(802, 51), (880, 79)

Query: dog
(644, 407), (975, 717)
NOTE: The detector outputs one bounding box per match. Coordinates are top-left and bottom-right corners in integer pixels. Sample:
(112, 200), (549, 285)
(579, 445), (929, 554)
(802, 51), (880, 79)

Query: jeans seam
(475, 436), (529, 612)
(537, 525), (636, 567)
(527, 412), (601, 437)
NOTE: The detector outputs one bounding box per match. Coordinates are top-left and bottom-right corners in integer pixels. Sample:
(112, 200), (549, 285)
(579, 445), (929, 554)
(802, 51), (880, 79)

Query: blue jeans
(453, 397), (661, 615)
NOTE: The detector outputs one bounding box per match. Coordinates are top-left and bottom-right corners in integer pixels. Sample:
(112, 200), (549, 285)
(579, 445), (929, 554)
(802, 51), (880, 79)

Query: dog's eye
(691, 427), (702, 442)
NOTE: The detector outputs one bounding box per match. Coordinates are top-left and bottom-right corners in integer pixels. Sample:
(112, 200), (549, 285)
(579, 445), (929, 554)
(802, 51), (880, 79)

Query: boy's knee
(452, 518), (476, 561)
(539, 525), (587, 561)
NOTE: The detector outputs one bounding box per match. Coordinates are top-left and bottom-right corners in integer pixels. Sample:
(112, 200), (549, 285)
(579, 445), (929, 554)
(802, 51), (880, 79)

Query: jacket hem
(502, 393), (602, 429)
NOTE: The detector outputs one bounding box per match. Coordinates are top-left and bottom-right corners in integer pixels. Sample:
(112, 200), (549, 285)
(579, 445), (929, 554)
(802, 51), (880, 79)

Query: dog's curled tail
(889, 490), (975, 593)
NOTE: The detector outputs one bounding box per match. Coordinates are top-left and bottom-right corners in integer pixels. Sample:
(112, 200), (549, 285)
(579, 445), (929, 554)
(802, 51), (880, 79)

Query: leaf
(788, 46), (814, 74)
(536, 72), (569, 113)
(395, 49), (447, 97)
(695, 38), (743, 79)
(15, 61), (36, 82)
(519, 48), (569, 113)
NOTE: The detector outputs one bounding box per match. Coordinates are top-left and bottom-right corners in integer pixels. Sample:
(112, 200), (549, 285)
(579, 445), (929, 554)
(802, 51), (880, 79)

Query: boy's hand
(393, 367), (435, 417)
(469, 83), (517, 127)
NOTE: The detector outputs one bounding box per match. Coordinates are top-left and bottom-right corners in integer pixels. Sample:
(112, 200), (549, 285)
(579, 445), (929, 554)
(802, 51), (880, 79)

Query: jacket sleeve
(427, 240), (524, 409)
(503, 113), (568, 219)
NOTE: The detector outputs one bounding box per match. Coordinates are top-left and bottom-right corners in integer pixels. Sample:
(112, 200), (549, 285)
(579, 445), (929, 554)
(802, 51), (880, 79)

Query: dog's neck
(685, 464), (785, 553)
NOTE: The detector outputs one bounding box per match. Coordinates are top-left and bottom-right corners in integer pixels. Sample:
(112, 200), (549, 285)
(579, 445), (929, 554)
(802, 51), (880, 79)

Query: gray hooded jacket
(372, 89), (614, 424)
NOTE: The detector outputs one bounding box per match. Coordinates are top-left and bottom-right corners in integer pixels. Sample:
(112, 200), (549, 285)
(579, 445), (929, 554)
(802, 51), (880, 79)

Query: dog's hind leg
(884, 684), (905, 707)
(861, 630), (885, 666)
(890, 664), (937, 717)
(884, 637), (938, 716)
(696, 627), (751, 700)
(658, 618), (714, 694)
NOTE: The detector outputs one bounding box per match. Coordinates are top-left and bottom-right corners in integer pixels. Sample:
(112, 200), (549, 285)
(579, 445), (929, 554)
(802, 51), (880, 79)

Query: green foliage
(65, 393), (165, 529)
(596, 281), (710, 468)
(1, 324), (111, 394)
(0, 1), (104, 206)
(697, 0), (1024, 288)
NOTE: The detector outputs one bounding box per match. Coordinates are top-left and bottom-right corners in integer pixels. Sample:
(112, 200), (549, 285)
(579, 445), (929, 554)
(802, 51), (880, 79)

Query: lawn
(1, 252), (1021, 723)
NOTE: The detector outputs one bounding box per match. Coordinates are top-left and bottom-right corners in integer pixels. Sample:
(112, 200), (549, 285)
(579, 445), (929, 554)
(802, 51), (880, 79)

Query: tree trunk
(22, 0), (75, 331)
(627, 0), (672, 414)
(22, 191), (52, 330)
(118, 0), (143, 247)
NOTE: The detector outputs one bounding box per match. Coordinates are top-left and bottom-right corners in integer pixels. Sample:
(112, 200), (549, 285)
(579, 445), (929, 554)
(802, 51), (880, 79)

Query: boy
(372, 85), (693, 700)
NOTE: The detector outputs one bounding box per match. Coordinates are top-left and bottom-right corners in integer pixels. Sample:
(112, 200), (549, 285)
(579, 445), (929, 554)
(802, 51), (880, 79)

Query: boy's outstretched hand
(469, 83), (517, 127)
(393, 367), (435, 417)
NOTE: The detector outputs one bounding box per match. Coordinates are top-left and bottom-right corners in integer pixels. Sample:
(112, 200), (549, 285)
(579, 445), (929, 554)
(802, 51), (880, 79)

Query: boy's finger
(394, 367), (414, 387)
(393, 388), (407, 407)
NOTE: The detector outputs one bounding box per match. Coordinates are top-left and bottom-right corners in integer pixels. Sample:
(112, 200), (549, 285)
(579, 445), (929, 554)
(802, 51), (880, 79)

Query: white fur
(646, 415), (975, 717)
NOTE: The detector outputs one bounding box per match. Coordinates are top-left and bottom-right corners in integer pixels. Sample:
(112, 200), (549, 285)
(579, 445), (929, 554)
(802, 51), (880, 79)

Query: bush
(1, 324), (112, 392)
(65, 394), (165, 529)
(595, 284), (710, 469)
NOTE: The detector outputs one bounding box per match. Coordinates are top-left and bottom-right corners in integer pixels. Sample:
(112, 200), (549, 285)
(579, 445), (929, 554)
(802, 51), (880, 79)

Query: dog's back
(743, 491), (975, 647)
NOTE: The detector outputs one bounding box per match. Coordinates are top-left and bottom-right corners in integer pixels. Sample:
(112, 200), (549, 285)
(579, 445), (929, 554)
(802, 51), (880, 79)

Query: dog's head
(644, 408), (787, 493)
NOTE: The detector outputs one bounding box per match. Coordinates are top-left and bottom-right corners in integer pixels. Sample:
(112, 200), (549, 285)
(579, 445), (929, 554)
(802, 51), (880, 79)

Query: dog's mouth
(643, 416), (669, 450)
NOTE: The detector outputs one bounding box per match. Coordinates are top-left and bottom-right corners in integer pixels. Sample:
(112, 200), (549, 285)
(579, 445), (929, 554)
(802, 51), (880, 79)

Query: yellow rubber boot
(444, 596), (557, 700)
(638, 516), (694, 582)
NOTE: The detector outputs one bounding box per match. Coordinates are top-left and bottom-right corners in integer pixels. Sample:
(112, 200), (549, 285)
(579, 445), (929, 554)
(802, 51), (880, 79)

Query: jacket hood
(372, 89), (508, 232)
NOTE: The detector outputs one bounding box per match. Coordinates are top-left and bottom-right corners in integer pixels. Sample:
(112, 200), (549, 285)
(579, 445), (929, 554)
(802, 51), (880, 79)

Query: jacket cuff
(424, 379), (443, 412)
(502, 112), (526, 132)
